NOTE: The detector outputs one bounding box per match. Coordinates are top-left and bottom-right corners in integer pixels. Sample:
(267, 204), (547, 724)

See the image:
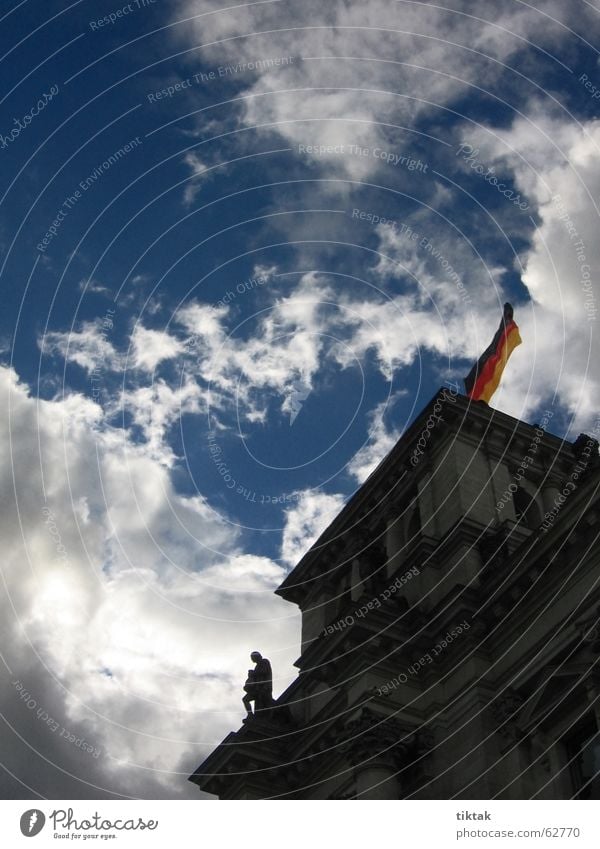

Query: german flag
(464, 303), (522, 403)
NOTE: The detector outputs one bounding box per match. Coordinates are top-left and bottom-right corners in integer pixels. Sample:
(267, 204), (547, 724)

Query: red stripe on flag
(468, 320), (517, 401)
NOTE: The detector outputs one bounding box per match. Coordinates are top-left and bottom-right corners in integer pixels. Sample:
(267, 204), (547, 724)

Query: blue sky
(1, 0), (599, 799)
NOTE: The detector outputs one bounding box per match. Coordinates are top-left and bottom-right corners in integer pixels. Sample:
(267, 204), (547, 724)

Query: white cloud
(176, 302), (228, 347)
(281, 489), (346, 567)
(119, 378), (204, 466)
(174, 0), (597, 180)
(130, 325), (184, 372)
(176, 273), (333, 421)
(347, 395), (404, 484)
(78, 278), (111, 296)
(0, 365), (298, 798)
(462, 112), (600, 429)
(42, 321), (121, 374)
(174, 266), (495, 424)
(181, 151), (209, 207)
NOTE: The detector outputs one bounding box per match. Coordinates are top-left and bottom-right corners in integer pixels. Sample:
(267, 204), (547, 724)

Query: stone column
(341, 709), (410, 799)
(542, 482), (561, 514)
(354, 762), (400, 799)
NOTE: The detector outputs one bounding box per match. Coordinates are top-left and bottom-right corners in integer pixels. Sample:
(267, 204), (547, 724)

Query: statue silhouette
(242, 651), (274, 717)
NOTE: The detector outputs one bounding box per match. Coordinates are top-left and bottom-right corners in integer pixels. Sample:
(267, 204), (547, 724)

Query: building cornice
(276, 390), (572, 604)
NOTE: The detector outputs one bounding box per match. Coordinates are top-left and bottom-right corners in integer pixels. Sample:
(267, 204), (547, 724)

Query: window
(407, 504), (421, 541)
(513, 486), (541, 529)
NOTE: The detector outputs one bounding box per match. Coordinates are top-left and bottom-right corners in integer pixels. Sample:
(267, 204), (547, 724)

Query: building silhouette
(190, 389), (600, 799)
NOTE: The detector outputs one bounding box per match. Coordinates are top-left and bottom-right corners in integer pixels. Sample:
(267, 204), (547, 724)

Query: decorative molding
(492, 689), (524, 746)
(340, 708), (413, 769)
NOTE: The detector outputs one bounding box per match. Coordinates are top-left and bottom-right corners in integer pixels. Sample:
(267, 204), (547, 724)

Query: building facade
(190, 389), (600, 799)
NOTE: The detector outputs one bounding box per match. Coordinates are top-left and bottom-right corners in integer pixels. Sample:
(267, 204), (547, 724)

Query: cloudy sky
(1, 0), (599, 799)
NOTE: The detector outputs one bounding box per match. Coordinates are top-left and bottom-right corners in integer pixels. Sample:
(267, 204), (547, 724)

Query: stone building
(190, 388), (600, 799)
